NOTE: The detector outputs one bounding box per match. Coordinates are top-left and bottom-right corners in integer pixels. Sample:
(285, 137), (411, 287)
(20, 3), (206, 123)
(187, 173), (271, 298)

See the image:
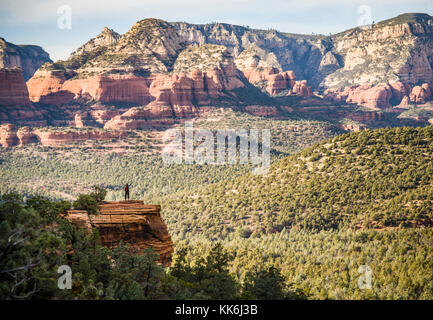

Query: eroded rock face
(324, 84), (394, 109)
(27, 71), (153, 106)
(104, 105), (176, 130)
(16, 126), (38, 146)
(27, 45), (246, 115)
(240, 67), (279, 84)
(397, 95), (410, 108)
(70, 27), (121, 57)
(324, 81), (433, 109)
(0, 123), (19, 147)
(0, 68), (48, 126)
(322, 14), (433, 89)
(409, 83), (432, 104)
(32, 128), (128, 147)
(63, 201), (174, 266)
(74, 113), (85, 128)
(0, 124), (127, 147)
(238, 66), (313, 97)
(9, 14), (433, 126)
(0, 37), (52, 80)
(89, 107), (123, 125)
(266, 71), (297, 95)
(292, 80), (313, 98)
(318, 14), (433, 108)
(0, 68), (32, 106)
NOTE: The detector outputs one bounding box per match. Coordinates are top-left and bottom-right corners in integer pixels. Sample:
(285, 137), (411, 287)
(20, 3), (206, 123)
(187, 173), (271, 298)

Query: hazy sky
(1, 0), (432, 61)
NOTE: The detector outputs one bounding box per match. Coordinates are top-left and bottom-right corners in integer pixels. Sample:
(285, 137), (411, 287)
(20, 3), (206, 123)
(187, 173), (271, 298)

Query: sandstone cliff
(63, 201), (174, 266)
(320, 13), (433, 108)
(0, 68), (32, 106)
(0, 124), (127, 147)
(6, 14), (433, 127)
(28, 14), (433, 112)
(0, 68), (47, 126)
(0, 37), (52, 80)
(70, 27), (121, 58)
(26, 18), (317, 107)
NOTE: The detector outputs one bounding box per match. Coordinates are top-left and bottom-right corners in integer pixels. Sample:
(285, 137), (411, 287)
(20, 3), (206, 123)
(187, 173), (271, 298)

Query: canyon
(0, 13), (433, 144)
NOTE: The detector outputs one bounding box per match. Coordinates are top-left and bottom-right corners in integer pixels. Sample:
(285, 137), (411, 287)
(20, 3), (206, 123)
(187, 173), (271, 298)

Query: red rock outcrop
(74, 113), (85, 128)
(0, 124), (128, 147)
(0, 123), (19, 147)
(63, 201), (173, 266)
(16, 126), (38, 146)
(266, 71), (296, 95)
(409, 83), (432, 104)
(147, 73), (200, 112)
(240, 67), (310, 97)
(0, 105), (47, 126)
(389, 81), (409, 102)
(103, 67), (247, 130)
(324, 84), (393, 109)
(0, 68), (32, 106)
(89, 108), (123, 125)
(32, 128), (127, 147)
(27, 71), (153, 106)
(27, 65), (245, 114)
(396, 95), (410, 108)
(324, 81), (433, 109)
(349, 84), (392, 109)
(345, 111), (383, 122)
(292, 80), (313, 98)
(241, 67), (279, 84)
(340, 123), (363, 132)
(0, 38), (52, 80)
(104, 106), (176, 130)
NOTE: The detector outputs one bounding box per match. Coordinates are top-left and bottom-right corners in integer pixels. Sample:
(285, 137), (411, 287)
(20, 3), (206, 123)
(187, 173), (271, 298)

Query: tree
(0, 193), (66, 299)
(90, 185), (107, 202)
(73, 194), (99, 215)
(241, 266), (286, 299)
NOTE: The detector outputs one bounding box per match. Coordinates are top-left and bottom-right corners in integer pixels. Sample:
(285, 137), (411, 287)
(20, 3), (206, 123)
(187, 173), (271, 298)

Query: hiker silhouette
(124, 183), (130, 201)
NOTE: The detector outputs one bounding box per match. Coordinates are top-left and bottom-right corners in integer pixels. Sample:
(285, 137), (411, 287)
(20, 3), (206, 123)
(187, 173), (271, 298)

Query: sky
(0, 0), (432, 61)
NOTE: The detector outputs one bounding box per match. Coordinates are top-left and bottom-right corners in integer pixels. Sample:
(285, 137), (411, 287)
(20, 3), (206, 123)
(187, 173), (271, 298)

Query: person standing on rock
(124, 183), (130, 201)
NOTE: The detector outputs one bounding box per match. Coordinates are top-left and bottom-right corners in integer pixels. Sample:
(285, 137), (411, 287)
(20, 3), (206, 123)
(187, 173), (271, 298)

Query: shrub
(90, 185), (107, 202)
(73, 194), (99, 215)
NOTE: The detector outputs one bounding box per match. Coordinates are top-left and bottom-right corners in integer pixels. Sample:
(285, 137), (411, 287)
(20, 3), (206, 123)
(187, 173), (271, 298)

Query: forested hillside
(2, 126), (433, 300)
(0, 111), (341, 200)
(160, 126), (433, 240)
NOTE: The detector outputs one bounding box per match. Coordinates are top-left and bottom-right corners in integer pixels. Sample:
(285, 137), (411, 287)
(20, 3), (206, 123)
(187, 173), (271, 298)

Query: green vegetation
(160, 126), (433, 240)
(0, 111), (341, 201)
(173, 44), (231, 73)
(2, 125), (433, 299)
(72, 186), (107, 215)
(376, 13), (432, 27)
(0, 193), (303, 300)
(1, 191), (432, 300)
(178, 228), (433, 299)
(398, 105), (433, 120)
